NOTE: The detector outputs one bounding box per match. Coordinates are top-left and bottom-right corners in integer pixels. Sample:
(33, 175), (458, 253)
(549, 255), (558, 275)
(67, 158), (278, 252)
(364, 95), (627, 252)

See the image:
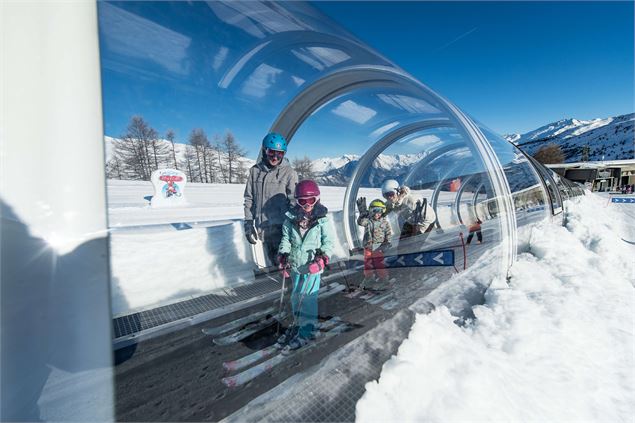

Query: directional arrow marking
(396, 257), (406, 266)
(433, 253), (444, 264)
(414, 254), (423, 265)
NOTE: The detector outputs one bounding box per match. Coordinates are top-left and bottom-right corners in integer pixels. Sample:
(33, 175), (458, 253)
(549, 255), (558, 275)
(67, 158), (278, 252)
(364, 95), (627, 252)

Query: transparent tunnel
(96, 2), (573, 422)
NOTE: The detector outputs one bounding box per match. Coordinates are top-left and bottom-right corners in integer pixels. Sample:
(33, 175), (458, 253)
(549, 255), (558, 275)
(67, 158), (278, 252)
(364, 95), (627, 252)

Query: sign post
(150, 169), (187, 208)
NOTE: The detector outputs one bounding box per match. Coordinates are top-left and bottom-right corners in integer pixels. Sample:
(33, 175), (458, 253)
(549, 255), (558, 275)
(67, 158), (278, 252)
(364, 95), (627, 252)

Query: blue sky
(99, 1), (633, 160)
(315, 1), (634, 134)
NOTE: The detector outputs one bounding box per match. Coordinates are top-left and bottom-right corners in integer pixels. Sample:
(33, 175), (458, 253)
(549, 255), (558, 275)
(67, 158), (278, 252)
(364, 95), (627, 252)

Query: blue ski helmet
(262, 132), (288, 152)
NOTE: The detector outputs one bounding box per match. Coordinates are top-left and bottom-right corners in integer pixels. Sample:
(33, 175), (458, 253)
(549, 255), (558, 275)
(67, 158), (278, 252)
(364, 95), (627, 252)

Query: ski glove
(244, 220), (258, 245)
(356, 197), (368, 215)
(277, 253), (289, 268)
(308, 257), (325, 274)
(314, 249), (329, 266)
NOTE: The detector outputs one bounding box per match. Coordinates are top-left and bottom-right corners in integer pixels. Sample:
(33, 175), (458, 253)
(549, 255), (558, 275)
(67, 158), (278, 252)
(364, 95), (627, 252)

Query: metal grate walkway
(112, 262), (361, 349)
(112, 276), (280, 348)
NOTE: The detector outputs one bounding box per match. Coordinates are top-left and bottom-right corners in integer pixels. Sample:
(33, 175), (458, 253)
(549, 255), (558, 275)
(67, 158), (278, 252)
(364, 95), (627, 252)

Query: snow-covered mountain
(312, 154), (360, 174)
(503, 113), (634, 162)
(312, 152), (427, 186)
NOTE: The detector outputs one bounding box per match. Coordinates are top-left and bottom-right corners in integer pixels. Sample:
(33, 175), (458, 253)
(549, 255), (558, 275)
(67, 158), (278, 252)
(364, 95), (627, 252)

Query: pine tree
(166, 129), (178, 169)
(189, 128), (210, 182)
(213, 136), (228, 183)
(112, 116), (154, 180)
(292, 156), (315, 180)
(222, 131), (247, 183)
(105, 157), (123, 179)
(183, 144), (197, 182)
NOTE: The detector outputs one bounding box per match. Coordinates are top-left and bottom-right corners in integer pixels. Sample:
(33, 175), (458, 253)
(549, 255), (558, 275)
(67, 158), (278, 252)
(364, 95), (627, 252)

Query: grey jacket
(244, 158), (298, 228)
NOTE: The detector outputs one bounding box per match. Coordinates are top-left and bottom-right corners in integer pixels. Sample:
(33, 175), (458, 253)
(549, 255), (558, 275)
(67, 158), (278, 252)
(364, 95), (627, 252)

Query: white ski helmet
(381, 179), (400, 196)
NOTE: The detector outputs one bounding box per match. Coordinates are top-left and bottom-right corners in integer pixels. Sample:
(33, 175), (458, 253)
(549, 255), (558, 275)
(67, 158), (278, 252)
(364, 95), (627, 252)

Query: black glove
(277, 253), (289, 268)
(356, 197), (368, 215)
(244, 220), (258, 245)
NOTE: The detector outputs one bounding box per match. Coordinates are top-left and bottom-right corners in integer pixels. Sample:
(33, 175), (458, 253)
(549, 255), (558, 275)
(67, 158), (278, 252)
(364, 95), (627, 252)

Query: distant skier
(243, 132), (298, 265)
(356, 198), (392, 289)
(276, 180), (333, 353)
(466, 218), (483, 245)
(381, 179), (436, 240)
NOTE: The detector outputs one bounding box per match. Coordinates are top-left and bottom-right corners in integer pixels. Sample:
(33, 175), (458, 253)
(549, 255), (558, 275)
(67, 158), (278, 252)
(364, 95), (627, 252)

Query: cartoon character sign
(151, 169), (187, 208)
(160, 175), (182, 198)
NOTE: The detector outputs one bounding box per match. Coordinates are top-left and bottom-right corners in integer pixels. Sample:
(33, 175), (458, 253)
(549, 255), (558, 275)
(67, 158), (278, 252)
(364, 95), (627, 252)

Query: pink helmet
(295, 179), (320, 198)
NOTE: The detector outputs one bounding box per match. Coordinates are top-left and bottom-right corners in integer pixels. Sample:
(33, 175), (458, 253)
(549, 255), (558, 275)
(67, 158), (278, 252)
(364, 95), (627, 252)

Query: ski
(359, 292), (375, 300)
(319, 282), (346, 299)
(202, 284), (344, 339)
(213, 313), (285, 346)
(344, 289), (363, 298)
(222, 345), (279, 372)
(366, 292), (394, 305)
(380, 299), (400, 310)
(221, 317), (343, 372)
(202, 306), (276, 337)
(221, 322), (350, 388)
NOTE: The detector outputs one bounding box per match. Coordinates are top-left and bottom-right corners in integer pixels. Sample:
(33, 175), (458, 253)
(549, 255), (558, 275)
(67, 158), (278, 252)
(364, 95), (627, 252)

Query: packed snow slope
(356, 192), (635, 422)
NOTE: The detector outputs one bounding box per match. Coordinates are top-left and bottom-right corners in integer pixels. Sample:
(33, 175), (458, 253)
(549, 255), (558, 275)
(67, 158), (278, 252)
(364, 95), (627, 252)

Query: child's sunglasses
(266, 148), (285, 159)
(370, 207), (384, 214)
(298, 197), (317, 206)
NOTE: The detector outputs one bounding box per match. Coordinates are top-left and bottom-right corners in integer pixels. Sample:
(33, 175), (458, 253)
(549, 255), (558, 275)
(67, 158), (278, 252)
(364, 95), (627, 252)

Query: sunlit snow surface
(356, 192), (635, 422)
(107, 180), (456, 315)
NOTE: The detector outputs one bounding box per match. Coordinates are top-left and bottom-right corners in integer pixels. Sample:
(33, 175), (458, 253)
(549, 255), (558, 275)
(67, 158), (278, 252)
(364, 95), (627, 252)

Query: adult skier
(381, 179), (436, 240)
(276, 180), (334, 353)
(243, 132), (298, 265)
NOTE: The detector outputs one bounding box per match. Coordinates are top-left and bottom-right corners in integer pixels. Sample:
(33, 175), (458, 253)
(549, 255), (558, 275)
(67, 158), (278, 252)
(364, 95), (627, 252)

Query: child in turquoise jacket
(276, 180), (333, 353)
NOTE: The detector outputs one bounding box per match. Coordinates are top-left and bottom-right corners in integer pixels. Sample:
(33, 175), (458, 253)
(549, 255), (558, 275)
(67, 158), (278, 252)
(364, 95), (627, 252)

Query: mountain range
(503, 113), (633, 162)
(105, 113), (633, 184)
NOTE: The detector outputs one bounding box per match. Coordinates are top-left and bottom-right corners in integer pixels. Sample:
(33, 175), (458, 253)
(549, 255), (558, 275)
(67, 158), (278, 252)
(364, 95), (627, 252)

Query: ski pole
(276, 264), (289, 336)
(459, 231), (467, 270)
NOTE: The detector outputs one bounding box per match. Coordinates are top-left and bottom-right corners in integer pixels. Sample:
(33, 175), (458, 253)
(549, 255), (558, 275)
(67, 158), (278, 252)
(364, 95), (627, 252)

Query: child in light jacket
(276, 180), (333, 353)
(356, 198), (392, 289)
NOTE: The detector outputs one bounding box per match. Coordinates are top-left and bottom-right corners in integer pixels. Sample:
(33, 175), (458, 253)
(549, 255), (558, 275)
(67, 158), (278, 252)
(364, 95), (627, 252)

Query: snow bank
(356, 192), (635, 422)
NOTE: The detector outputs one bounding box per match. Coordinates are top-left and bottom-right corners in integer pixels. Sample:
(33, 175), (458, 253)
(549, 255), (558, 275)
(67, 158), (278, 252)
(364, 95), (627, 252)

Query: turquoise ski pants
(290, 271), (321, 339)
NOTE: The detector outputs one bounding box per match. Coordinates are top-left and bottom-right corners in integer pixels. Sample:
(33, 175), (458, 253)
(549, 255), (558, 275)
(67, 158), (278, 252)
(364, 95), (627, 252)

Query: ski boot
(374, 277), (392, 291)
(281, 335), (310, 355)
(275, 326), (296, 349)
(359, 276), (376, 291)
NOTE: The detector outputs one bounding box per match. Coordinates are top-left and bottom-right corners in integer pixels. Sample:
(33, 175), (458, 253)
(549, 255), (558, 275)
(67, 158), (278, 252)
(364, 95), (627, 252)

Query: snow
(107, 179), (464, 315)
(108, 180), (388, 314)
(355, 192), (635, 422)
(107, 179), (381, 227)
